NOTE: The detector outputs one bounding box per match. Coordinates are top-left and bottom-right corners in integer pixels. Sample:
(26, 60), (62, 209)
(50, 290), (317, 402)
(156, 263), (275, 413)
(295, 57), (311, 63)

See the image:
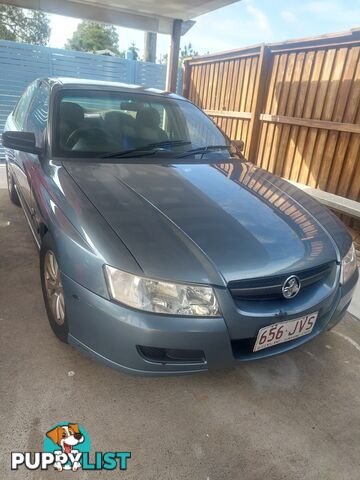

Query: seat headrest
(60, 102), (84, 126)
(136, 108), (161, 128)
(104, 111), (135, 127)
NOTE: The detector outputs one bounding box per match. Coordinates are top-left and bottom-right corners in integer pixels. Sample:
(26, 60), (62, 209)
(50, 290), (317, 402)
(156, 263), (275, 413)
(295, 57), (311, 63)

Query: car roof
(41, 77), (185, 101)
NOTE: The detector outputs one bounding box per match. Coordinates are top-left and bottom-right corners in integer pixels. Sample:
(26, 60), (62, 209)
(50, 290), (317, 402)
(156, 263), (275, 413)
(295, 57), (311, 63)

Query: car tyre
(6, 163), (20, 206)
(40, 233), (69, 343)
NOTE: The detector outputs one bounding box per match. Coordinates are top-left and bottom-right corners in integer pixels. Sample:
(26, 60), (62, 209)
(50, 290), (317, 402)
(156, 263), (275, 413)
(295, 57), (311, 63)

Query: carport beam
(166, 19), (182, 92)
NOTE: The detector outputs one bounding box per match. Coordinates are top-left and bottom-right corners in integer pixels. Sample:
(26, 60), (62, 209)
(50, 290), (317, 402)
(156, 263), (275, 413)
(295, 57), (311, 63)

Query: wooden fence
(183, 29), (360, 207)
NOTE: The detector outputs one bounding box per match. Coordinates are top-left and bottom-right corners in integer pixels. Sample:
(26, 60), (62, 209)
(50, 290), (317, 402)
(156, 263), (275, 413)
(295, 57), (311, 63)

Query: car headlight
(340, 243), (357, 284)
(104, 265), (221, 316)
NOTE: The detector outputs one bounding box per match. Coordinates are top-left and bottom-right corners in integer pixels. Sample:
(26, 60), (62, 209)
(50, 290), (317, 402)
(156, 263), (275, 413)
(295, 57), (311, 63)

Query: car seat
(103, 110), (136, 149)
(136, 107), (168, 146)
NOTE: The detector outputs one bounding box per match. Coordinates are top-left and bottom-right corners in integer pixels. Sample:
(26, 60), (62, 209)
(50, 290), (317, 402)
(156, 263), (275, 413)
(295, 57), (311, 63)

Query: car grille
(228, 262), (334, 301)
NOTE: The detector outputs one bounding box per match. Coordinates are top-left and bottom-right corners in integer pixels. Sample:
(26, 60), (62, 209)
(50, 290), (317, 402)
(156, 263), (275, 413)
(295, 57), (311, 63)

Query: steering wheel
(66, 127), (114, 149)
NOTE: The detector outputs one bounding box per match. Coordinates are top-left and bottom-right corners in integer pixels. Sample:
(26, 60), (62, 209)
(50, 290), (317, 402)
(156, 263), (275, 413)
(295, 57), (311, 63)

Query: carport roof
(3, 0), (241, 92)
(3, 0), (240, 34)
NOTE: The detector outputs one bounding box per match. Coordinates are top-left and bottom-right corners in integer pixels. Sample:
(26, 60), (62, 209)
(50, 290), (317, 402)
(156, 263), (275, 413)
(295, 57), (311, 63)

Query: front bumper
(63, 269), (358, 376)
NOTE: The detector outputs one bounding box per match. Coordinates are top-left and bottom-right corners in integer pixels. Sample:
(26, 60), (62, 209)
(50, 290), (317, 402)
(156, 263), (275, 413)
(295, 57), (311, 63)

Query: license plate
(253, 312), (318, 352)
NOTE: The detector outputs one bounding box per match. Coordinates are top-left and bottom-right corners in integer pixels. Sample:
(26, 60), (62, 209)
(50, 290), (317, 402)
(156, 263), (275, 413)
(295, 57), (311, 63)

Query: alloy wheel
(44, 250), (65, 325)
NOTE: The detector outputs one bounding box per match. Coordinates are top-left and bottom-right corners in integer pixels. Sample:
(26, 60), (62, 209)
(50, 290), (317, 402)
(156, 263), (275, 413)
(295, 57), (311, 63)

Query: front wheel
(40, 233), (69, 343)
(6, 163), (20, 206)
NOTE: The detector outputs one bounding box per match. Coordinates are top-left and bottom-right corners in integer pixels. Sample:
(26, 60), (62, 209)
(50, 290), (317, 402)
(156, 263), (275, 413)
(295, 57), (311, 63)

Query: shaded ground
(1, 181), (360, 480)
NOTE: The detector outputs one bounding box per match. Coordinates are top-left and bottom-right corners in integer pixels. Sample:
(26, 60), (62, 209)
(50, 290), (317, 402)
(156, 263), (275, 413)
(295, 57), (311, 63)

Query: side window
(13, 82), (37, 130)
(26, 82), (49, 146)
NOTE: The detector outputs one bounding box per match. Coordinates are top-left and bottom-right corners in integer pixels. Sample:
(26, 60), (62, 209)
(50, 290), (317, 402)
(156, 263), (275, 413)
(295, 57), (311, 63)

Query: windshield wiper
(175, 145), (230, 159)
(101, 140), (191, 159)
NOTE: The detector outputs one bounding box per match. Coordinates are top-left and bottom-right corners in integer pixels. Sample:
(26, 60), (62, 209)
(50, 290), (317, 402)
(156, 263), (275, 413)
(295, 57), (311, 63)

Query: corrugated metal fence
(0, 39), (181, 157)
(183, 29), (360, 206)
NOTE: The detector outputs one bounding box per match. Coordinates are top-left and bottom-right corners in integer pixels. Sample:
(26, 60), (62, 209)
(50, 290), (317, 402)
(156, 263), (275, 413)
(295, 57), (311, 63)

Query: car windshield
(54, 89), (231, 161)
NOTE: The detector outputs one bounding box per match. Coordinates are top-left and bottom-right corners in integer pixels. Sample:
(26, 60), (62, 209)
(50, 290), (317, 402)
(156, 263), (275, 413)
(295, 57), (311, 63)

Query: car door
(22, 81), (50, 237)
(6, 81), (37, 210)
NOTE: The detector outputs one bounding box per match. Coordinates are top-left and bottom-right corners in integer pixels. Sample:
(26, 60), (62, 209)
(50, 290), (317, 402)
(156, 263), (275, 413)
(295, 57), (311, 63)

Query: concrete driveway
(1, 167), (360, 479)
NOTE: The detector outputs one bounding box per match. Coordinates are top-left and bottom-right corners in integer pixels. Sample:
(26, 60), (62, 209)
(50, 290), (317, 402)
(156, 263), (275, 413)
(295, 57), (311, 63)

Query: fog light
(137, 346), (205, 364)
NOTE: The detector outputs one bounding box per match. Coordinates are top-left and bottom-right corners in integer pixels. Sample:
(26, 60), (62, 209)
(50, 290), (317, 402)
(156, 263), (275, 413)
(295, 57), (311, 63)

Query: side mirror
(1, 131), (42, 155)
(231, 139), (244, 157)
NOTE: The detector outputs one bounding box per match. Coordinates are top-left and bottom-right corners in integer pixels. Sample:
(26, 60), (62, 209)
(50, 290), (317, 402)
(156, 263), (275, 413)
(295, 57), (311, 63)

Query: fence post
(247, 44), (271, 163)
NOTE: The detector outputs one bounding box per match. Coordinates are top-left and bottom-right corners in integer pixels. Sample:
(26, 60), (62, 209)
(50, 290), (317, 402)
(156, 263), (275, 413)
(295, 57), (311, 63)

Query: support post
(165, 19), (182, 92)
(182, 59), (191, 98)
(144, 32), (157, 63)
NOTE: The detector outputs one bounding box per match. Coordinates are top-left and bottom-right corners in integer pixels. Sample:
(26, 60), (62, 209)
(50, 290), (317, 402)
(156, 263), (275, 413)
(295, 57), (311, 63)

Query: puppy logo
(11, 422), (131, 472)
(44, 422), (90, 471)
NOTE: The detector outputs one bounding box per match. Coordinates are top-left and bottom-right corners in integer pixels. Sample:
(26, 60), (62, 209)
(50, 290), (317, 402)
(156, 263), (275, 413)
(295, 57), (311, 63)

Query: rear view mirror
(2, 131), (42, 155)
(231, 139), (244, 157)
(120, 101), (140, 111)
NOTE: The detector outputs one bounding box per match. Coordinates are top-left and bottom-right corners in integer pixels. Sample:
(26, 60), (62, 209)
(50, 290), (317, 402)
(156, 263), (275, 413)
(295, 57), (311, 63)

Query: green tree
(180, 43), (198, 63)
(66, 21), (120, 54)
(0, 5), (50, 45)
(158, 43), (198, 65)
(158, 53), (168, 64)
(127, 41), (139, 61)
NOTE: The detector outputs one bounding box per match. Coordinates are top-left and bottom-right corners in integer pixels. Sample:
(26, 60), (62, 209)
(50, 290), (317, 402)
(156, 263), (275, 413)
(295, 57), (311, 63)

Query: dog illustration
(46, 423), (84, 471)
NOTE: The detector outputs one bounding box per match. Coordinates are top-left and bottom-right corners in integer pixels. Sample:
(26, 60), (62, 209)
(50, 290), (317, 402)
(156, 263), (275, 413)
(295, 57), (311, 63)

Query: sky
(49, 0), (360, 59)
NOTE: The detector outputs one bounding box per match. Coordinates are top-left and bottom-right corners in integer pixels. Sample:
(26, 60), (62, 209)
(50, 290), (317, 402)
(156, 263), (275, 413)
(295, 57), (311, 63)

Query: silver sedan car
(2, 77), (358, 375)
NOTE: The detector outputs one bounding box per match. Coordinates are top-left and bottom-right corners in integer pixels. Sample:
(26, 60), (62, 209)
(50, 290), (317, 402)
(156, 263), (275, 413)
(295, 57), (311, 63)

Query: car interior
(59, 100), (171, 152)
